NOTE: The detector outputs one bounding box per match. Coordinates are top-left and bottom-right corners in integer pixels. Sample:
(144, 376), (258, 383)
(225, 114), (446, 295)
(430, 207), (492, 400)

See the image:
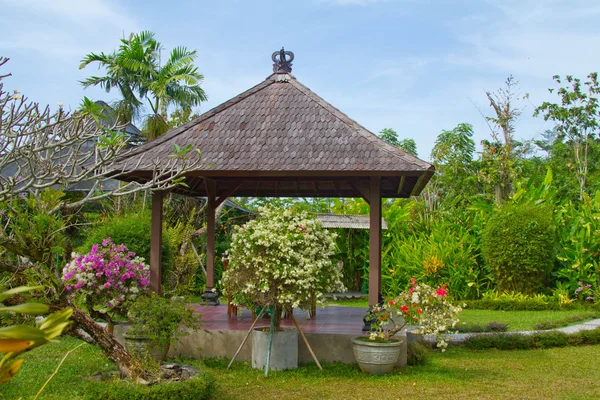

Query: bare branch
(0, 58), (203, 214)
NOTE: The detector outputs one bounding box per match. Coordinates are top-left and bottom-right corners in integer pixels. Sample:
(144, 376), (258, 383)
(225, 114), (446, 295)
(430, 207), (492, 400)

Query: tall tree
(80, 31), (207, 140)
(430, 123), (477, 207)
(0, 58), (202, 377)
(534, 73), (600, 200)
(480, 75), (529, 204)
(379, 128), (400, 147)
(378, 128), (418, 156)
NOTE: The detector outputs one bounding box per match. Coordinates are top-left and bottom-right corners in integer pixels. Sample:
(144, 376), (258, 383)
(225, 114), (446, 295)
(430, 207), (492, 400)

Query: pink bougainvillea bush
(62, 238), (150, 316)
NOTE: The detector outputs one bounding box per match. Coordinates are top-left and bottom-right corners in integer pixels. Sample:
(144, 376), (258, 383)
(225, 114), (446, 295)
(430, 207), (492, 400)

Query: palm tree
(79, 31), (207, 140)
(137, 46), (208, 139)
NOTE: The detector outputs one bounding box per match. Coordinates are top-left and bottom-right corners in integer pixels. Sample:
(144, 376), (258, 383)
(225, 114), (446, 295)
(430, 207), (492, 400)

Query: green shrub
(531, 331), (569, 348)
(407, 341), (429, 366)
(464, 328), (600, 350)
(533, 313), (600, 330)
(80, 212), (173, 281)
(83, 374), (215, 400)
(482, 205), (556, 294)
(456, 322), (508, 333)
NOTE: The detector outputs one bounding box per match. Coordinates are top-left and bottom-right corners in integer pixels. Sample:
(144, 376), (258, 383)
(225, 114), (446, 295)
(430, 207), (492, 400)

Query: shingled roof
(113, 56), (434, 198)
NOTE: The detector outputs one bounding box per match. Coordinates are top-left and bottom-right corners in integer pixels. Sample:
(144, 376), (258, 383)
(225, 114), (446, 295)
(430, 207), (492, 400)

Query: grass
(4, 336), (600, 400)
(324, 298), (368, 308)
(0, 337), (115, 399)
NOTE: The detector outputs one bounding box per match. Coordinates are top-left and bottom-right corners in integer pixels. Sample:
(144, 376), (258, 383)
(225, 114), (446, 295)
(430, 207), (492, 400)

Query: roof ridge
(286, 78), (432, 171)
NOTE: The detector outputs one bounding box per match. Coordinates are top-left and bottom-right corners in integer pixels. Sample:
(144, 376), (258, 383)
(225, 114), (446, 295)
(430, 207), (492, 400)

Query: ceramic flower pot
(124, 334), (170, 362)
(252, 327), (298, 371)
(351, 337), (403, 375)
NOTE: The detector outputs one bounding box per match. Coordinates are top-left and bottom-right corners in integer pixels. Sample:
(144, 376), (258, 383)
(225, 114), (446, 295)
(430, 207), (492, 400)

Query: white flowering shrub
(221, 207), (345, 328)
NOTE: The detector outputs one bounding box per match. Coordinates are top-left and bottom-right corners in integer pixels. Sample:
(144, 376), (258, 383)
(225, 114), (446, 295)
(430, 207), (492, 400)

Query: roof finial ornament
(272, 47), (294, 73)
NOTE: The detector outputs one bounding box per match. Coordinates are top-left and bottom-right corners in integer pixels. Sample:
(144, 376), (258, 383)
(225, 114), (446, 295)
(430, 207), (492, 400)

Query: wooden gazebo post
(201, 178), (221, 305)
(368, 176), (382, 307)
(150, 190), (163, 294)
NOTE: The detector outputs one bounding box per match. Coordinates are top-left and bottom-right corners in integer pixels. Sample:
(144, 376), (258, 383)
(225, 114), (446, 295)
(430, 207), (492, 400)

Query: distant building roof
(316, 214), (387, 230)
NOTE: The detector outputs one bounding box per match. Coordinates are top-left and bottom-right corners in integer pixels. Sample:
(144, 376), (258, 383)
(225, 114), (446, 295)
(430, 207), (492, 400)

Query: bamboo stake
(227, 307), (267, 369)
(264, 307), (275, 377)
(290, 312), (323, 371)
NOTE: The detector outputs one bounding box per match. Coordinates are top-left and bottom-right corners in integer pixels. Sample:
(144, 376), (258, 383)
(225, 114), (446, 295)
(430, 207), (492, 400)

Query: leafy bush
(80, 212), (173, 282)
(482, 205), (555, 294)
(407, 341), (429, 366)
(381, 214), (486, 300)
(127, 292), (202, 347)
(456, 321), (508, 333)
(555, 192), (600, 298)
(83, 374), (215, 400)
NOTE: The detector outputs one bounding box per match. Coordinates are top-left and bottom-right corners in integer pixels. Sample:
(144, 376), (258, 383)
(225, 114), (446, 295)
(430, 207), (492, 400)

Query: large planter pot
(352, 337), (403, 375)
(252, 327), (298, 371)
(124, 334), (170, 362)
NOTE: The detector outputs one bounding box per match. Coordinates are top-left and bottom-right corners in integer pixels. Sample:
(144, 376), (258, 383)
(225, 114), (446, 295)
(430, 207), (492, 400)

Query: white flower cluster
(221, 207), (345, 312)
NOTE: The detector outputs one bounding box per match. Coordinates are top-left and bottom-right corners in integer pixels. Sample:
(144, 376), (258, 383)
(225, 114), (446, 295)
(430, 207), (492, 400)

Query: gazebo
(112, 48), (434, 308)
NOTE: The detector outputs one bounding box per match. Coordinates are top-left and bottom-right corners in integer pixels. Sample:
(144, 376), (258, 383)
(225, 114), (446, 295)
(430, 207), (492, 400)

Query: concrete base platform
(113, 305), (408, 368)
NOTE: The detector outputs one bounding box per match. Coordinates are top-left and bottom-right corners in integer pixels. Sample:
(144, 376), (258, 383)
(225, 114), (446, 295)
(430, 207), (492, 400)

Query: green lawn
(3, 336), (600, 399)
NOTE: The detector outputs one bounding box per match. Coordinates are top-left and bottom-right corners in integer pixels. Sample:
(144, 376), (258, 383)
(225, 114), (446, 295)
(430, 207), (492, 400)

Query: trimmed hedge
(482, 205), (555, 294)
(456, 321), (509, 333)
(461, 299), (598, 311)
(464, 328), (600, 350)
(83, 375), (215, 400)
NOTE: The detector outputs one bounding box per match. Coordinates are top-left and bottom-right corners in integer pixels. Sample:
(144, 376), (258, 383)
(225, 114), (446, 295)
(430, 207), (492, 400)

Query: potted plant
(124, 292), (202, 362)
(221, 206), (345, 371)
(353, 279), (462, 374)
(62, 238), (151, 334)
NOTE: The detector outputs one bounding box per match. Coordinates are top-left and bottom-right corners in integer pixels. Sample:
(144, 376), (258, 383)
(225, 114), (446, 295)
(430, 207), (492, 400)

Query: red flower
(436, 288), (448, 297)
(389, 300), (395, 306)
(417, 309), (423, 314)
(410, 277), (416, 286)
(400, 305), (409, 312)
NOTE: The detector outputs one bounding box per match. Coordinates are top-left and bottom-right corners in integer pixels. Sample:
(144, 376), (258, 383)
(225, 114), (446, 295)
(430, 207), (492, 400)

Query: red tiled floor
(189, 304), (368, 335)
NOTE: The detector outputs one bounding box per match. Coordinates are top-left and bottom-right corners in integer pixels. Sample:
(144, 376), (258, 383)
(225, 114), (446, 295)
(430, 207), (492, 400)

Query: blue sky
(1, 0), (599, 158)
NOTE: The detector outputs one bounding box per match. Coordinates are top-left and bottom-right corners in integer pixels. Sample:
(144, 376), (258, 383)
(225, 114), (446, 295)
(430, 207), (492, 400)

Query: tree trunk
(69, 307), (136, 377)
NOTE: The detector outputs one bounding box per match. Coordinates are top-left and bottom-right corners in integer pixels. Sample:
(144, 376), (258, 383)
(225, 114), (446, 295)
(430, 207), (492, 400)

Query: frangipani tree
(0, 56), (201, 377)
(222, 207), (345, 330)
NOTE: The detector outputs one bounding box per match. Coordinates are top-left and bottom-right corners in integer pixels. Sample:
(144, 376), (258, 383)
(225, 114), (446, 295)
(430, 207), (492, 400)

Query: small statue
(272, 47), (294, 73)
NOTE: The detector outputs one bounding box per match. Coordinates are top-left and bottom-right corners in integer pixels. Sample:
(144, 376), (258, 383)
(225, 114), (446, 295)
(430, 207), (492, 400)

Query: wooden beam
(349, 181), (370, 204)
(214, 180), (243, 208)
(150, 191), (163, 294)
(368, 176), (382, 307)
(204, 178), (217, 208)
(397, 176), (406, 195)
(410, 170), (433, 197)
(206, 201), (216, 289)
